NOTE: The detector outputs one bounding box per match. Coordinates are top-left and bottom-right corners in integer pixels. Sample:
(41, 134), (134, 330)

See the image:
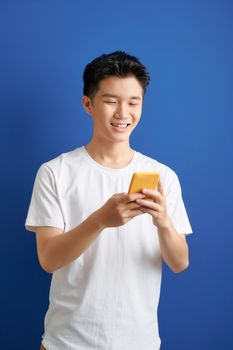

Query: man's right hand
(96, 192), (147, 228)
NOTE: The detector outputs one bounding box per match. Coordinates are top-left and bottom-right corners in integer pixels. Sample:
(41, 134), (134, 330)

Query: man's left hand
(135, 180), (170, 229)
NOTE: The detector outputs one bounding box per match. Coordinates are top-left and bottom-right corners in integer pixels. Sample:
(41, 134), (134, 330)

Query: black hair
(82, 50), (150, 101)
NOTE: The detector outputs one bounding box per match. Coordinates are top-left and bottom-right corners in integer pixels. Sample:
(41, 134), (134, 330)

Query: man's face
(82, 76), (143, 144)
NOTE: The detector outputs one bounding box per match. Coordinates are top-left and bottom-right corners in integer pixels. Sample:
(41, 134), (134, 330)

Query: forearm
(43, 210), (104, 273)
(157, 220), (189, 273)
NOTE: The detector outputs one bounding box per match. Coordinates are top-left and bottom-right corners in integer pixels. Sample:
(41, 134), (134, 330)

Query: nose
(115, 103), (128, 120)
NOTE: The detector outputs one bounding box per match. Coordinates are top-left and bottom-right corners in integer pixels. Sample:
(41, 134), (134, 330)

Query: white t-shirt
(25, 145), (193, 350)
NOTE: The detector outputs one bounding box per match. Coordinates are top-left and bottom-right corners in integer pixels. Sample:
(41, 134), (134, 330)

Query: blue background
(1, 0), (232, 349)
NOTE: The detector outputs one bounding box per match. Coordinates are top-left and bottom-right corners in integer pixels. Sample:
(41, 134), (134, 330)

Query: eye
(105, 101), (116, 104)
(129, 103), (138, 106)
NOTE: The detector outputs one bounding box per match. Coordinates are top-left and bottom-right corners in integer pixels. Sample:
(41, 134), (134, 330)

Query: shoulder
(135, 150), (179, 183)
(37, 146), (85, 178)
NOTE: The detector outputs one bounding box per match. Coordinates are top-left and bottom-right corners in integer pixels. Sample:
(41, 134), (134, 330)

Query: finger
(126, 202), (144, 210)
(124, 192), (147, 203)
(127, 209), (145, 218)
(136, 199), (161, 211)
(141, 188), (163, 204)
(157, 180), (164, 196)
(140, 207), (159, 218)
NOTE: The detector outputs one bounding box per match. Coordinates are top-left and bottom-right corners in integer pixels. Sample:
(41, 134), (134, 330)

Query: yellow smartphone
(128, 172), (160, 198)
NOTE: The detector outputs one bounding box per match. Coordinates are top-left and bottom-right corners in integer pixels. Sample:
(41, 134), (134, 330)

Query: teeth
(111, 123), (128, 128)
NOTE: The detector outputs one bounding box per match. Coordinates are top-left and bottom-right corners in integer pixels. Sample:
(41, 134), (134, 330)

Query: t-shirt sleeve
(165, 169), (193, 235)
(25, 164), (65, 232)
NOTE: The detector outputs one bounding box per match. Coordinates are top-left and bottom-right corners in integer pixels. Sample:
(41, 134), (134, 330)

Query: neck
(84, 138), (134, 168)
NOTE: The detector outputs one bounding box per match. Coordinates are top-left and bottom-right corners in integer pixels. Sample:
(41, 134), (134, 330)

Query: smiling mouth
(110, 123), (131, 129)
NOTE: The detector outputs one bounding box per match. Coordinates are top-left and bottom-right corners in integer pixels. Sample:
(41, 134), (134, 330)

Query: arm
(36, 210), (104, 274)
(157, 221), (189, 273)
(36, 192), (146, 274)
(136, 180), (190, 273)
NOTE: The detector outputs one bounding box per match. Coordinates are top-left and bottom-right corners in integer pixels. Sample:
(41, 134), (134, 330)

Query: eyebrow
(101, 93), (142, 100)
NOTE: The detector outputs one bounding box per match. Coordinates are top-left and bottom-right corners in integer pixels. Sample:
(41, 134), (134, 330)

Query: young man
(25, 51), (192, 350)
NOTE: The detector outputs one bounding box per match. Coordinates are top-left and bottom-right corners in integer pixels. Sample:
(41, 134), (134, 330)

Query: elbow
(172, 259), (189, 274)
(42, 264), (54, 274)
(39, 257), (54, 274)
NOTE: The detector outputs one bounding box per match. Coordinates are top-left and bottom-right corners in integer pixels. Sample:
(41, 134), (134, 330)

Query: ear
(82, 96), (93, 115)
